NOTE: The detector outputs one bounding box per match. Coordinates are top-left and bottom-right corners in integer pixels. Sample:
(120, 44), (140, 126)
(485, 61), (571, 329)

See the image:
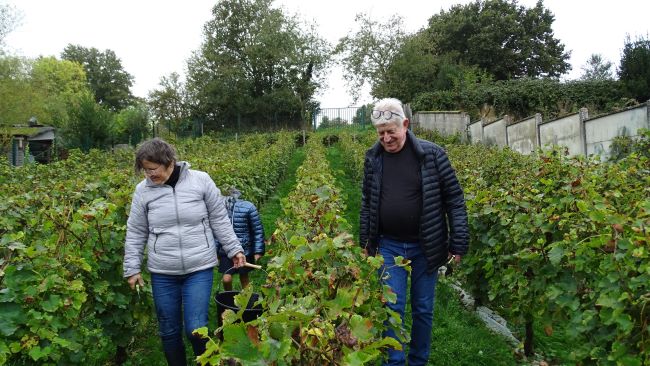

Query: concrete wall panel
(539, 113), (583, 156)
(507, 116), (538, 154)
(483, 118), (507, 146)
(585, 105), (649, 158)
(469, 121), (483, 143)
(414, 112), (469, 136)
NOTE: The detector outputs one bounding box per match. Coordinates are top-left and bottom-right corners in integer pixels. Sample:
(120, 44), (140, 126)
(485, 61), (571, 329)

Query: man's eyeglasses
(144, 165), (163, 175)
(372, 110), (404, 120)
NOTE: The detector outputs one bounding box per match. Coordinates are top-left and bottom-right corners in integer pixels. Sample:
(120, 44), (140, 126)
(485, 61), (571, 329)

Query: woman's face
(142, 159), (174, 185)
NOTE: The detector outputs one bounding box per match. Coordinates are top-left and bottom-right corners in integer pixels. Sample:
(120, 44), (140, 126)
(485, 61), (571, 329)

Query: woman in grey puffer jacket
(123, 138), (246, 366)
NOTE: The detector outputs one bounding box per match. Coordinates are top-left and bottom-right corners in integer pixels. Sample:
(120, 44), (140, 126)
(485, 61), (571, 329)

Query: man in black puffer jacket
(216, 187), (265, 290)
(360, 98), (469, 366)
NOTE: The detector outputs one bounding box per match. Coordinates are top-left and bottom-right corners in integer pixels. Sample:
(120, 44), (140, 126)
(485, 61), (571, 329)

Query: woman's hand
(232, 252), (247, 268)
(127, 273), (144, 290)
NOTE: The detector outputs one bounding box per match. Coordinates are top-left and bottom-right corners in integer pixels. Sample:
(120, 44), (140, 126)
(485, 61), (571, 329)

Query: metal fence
(312, 106), (372, 130)
(153, 119), (204, 140)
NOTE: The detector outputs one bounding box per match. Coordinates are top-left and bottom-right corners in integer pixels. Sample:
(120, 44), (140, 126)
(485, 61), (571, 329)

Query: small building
(5, 118), (56, 166)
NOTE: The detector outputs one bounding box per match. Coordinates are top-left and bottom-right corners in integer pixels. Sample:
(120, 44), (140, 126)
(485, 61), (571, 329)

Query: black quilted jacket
(359, 130), (469, 273)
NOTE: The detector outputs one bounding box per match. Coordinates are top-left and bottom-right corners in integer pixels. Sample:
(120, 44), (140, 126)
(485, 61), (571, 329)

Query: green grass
(325, 145), (361, 240)
(427, 281), (518, 365)
(119, 320), (167, 365)
(258, 146), (306, 241)
(512, 320), (575, 365)
(249, 146), (305, 286)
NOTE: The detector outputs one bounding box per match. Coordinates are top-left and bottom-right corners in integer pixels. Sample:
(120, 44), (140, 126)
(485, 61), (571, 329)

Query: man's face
(376, 119), (408, 153)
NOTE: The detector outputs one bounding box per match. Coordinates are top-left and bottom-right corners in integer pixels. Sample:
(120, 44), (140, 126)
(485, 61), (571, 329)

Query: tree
(148, 72), (191, 135)
(0, 54), (30, 154)
(63, 93), (113, 151)
(0, 55), (33, 127)
(186, 0), (330, 130)
(423, 0), (570, 80)
(618, 34), (650, 102)
(30, 56), (91, 128)
(352, 104), (373, 126)
(0, 55), (90, 128)
(0, 54), (116, 153)
(113, 102), (150, 145)
(379, 32), (492, 103)
(61, 44), (134, 111)
(580, 54), (614, 81)
(335, 12), (409, 102)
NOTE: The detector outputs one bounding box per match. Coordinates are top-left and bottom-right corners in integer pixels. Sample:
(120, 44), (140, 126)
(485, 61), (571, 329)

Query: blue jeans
(378, 237), (439, 366)
(151, 268), (214, 366)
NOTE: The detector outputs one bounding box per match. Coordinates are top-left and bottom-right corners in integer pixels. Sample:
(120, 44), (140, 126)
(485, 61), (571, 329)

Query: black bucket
(215, 290), (264, 328)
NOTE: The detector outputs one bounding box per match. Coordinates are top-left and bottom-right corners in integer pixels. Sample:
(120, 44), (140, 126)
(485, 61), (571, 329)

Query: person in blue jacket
(216, 187), (265, 290)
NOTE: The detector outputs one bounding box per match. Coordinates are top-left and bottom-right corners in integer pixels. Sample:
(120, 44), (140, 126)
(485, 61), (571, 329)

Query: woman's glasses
(372, 110), (404, 120)
(144, 165), (163, 175)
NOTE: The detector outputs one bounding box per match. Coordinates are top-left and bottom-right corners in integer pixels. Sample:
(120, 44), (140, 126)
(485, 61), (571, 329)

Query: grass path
(324, 145), (362, 240)
(248, 146), (306, 285)
(257, 147), (306, 243)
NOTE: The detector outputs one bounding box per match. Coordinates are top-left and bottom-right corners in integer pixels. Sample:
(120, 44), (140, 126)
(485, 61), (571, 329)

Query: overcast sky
(3, 0), (649, 107)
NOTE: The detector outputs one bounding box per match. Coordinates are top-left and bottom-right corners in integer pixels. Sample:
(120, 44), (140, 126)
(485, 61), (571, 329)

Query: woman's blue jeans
(151, 268), (213, 366)
(378, 237), (439, 366)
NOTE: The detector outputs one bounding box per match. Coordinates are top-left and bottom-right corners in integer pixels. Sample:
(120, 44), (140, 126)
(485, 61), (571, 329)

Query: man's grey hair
(371, 98), (406, 127)
(134, 138), (177, 173)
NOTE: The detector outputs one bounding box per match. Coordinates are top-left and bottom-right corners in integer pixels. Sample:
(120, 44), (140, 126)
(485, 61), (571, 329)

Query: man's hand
(232, 252), (247, 268)
(127, 273), (144, 290)
(254, 254), (262, 262)
(448, 253), (462, 265)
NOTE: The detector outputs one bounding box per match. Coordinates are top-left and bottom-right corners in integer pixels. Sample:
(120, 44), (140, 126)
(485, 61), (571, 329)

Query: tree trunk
(114, 345), (127, 365)
(524, 313), (534, 356)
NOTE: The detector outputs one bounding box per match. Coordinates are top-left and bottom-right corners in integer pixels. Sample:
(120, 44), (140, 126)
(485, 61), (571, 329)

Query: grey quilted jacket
(123, 162), (243, 277)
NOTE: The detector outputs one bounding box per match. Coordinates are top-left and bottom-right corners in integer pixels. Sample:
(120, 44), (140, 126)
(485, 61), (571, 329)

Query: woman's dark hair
(134, 138), (177, 173)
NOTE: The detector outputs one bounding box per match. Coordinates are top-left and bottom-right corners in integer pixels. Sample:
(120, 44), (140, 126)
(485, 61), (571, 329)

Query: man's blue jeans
(151, 268), (213, 366)
(379, 237), (439, 366)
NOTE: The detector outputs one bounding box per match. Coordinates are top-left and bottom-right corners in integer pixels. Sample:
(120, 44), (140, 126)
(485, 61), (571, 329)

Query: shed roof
(4, 125), (55, 141)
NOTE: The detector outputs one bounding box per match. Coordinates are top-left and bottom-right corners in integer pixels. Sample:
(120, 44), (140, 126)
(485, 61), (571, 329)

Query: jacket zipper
(173, 187), (186, 273)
